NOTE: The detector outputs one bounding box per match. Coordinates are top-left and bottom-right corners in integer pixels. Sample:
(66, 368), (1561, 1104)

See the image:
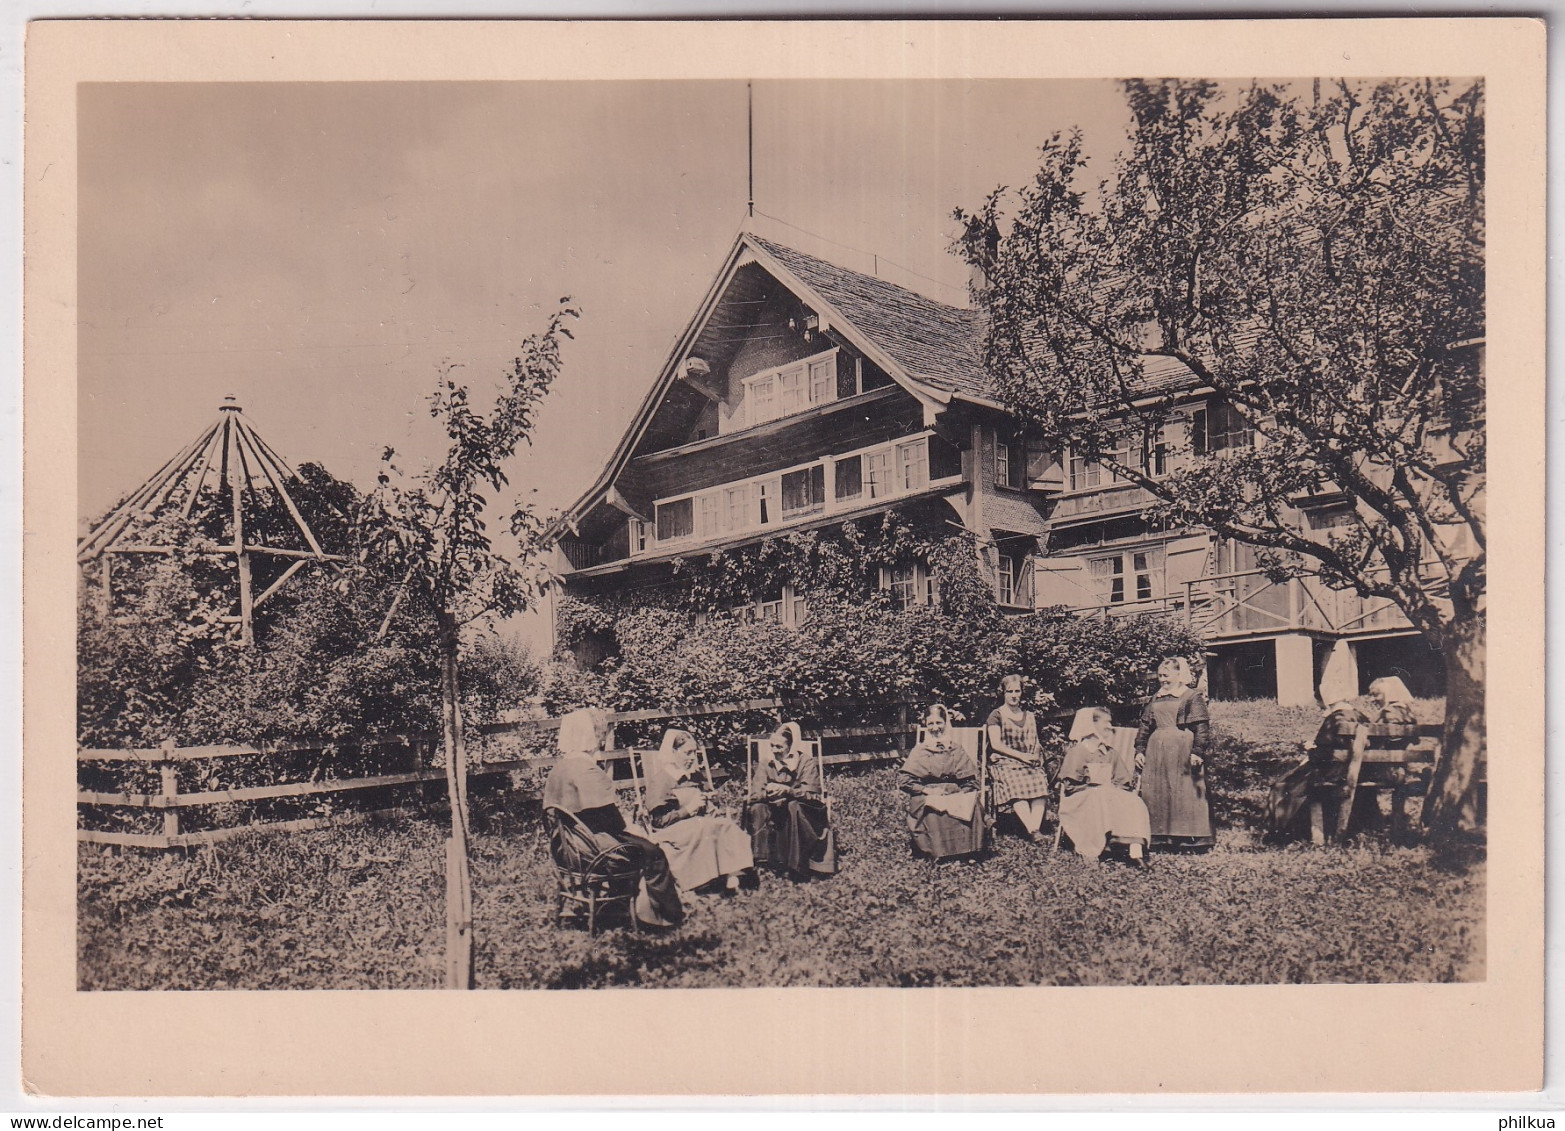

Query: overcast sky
(79, 78), (1137, 532)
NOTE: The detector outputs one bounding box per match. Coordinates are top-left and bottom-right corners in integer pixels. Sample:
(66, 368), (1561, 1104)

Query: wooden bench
(1308, 721), (1441, 845)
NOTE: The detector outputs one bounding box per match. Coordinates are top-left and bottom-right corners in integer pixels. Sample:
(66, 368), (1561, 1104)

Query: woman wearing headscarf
(1368, 676), (1419, 726)
(1058, 707), (1151, 864)
(898, 704), (985, 859)
(744, 721), (837, 879)
(984, 674), (1053, 844)
(643, 728), (755, 894)
(541, 707), (684, 928)
(1134, 657), (1214, 849)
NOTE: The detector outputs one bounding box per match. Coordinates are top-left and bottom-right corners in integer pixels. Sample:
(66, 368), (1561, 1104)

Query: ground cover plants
(78, 699), (1482, 990)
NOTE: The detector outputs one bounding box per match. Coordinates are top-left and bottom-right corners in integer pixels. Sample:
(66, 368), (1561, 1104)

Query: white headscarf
(651, 728), (699, 783)
(768, 721), (806, 772)
(1369, 676), (1414, 709)
(1068, 706), (1113, 743)
(557, 707), (609, 757)
(1156, 657), (1194, 696)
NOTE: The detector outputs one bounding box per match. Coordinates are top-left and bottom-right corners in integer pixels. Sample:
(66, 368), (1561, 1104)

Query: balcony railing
(646, 431), (962, 554)
(1050, 483), (1160, 524)
(1063, 568), (1413, 640)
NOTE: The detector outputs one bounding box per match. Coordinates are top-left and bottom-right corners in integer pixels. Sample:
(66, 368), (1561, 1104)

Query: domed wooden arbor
(78, 397), (344, 646)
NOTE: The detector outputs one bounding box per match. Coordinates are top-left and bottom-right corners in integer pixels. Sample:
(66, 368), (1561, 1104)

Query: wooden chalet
(548, 231), (1448, 706)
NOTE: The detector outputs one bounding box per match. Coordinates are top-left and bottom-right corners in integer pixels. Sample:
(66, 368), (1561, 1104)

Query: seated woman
(1135, 657), (1214, 850)
(744, 722), (838, 879)
(984, 674), (1053, 844)
(1278, 675), (1422, 837)
(1058, 707), (1151, 865)
(1368, 676), (1419, 727)
(541, 707), (684, 928)
(898, 704), (985, 860)
(644, 728), (755, 894)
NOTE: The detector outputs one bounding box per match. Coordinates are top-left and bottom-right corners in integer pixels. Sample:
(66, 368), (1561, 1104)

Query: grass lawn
(77, 699), (1482, 989)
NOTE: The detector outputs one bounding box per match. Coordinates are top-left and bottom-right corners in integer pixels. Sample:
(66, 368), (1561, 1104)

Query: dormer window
(744, 348), (839, 427)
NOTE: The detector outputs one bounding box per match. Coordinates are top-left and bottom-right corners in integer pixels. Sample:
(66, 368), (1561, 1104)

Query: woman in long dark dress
(1134, 657), (1214, 849)
(898, 704), (985, 859)
(984, 674), (1053, 844)
(541, 708), (685, 927)
(744, 722), (837, 879)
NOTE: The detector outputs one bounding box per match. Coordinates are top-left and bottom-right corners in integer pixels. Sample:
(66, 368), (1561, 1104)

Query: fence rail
(78, 697), (931, 849)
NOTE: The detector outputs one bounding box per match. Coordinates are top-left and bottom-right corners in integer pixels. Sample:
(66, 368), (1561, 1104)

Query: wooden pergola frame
(78, 396), (345, 646)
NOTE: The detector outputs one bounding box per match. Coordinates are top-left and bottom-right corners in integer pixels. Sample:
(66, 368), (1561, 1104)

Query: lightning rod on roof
(747, 81), (754, 219)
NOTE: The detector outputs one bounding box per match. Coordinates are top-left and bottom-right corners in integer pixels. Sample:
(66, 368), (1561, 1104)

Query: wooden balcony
(1049, 483), (1159, 525)
(1066, 568), (1413, 641)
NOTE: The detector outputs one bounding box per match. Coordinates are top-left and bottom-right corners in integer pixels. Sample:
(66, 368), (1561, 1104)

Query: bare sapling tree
(362, 303), (578, 986)
(955, 78), (1485, 836)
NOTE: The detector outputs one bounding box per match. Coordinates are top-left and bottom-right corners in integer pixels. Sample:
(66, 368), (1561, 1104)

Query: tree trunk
(438, 609), (473, 989)
(1423, 610), (1485, 837)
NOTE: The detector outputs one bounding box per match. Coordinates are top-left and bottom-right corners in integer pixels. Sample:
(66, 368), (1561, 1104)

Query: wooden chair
(1052, 725), (1145, 856)
(544, 806), (643, 934)
(914, 723), (992, 851)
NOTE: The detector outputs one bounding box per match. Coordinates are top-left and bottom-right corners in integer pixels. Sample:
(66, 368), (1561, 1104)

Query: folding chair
(1052, 725), (1146, 856)
(628, 740), (716, 825)
(544, 806), (643, 934)
(914, 723), (992, 851)
(744, 735), (832, 838)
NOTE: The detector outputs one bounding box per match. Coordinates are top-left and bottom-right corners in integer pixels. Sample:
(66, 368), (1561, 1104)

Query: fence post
(158, 739), (180, 842)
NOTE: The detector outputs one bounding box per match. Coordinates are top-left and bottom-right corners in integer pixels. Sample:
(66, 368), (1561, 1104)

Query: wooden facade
(548, 231), (1444, 705)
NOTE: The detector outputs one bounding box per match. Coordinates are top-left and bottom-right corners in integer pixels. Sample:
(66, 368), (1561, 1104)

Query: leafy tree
(955, 78), (1485, 836)
(361, 303), (576, 987)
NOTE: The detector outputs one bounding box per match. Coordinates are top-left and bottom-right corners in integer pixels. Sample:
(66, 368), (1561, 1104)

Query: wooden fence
(77, 697), (930, 849)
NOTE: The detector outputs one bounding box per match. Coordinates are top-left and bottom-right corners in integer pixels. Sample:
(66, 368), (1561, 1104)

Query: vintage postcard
(22, 18), (1544, 1097)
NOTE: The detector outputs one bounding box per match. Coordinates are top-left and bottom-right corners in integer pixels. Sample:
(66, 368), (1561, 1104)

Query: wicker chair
(545, 806), (643, 934)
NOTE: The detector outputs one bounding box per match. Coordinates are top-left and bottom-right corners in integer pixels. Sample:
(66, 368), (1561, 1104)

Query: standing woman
(745, 722), (838, 879)
(1134, 657), (1214, 850)
(985, 674), (1053, 844)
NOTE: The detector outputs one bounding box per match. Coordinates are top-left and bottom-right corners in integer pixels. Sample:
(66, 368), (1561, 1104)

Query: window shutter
(1033, 557), (1094, 609)
(1016, 555), (1035, 608)
(1190, 409), (1208, 456)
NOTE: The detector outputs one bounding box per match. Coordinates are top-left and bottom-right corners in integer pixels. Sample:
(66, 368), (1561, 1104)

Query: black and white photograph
(22, 17), (1544, 1098)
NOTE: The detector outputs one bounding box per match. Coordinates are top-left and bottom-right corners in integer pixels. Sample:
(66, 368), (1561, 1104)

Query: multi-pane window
(1069, 450), (1103, 491)
(866, 452), (892, 499)
(833, 455), (863, 502)
(628, 517), (647, 554)
(781, 465), (826, 517)
(809, 356), (835, 405)
(747, 375), (777, 425)
(997, 552), (1032, 607)
(778, 367), (806, 415)
(995, 432), (1027, 490)
(655, 497), (694, 542)
(743, 349), (838, 428)
(697, 493), (722, 537)
(725, 485), (750, 531)
(1089, 548), (1164, 604)
(881, 562), (939, 611)
(896, 439), (928, 492)
(1193, 401), (1255, 454)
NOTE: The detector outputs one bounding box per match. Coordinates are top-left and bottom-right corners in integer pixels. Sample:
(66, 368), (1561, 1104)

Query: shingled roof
(748, 235), (993, 401)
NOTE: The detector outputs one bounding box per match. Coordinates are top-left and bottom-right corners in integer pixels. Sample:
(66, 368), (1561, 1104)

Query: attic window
(743, 348), (839, 427)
